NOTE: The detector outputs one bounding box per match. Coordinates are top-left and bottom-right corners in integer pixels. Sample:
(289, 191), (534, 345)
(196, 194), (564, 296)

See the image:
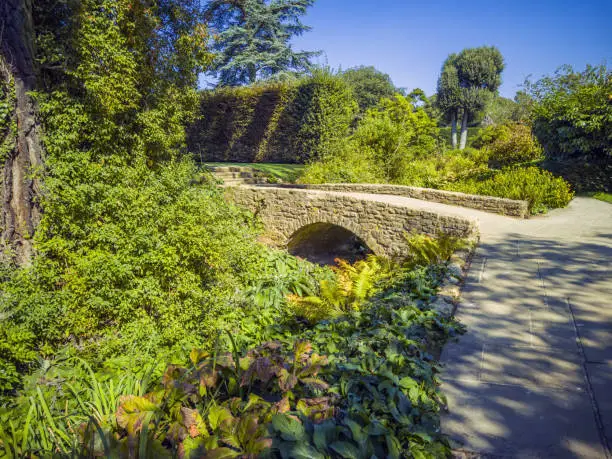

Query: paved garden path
(436, 197), (612, 458)
(325, 192), (611, 457)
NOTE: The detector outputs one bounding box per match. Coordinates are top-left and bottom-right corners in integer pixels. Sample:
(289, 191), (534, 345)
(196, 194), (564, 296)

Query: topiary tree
(205, 0), (320, 86)
(436, 46), (504, 149)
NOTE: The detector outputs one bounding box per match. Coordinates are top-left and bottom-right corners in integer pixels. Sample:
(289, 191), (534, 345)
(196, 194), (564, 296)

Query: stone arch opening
(287, 222), (373, 265)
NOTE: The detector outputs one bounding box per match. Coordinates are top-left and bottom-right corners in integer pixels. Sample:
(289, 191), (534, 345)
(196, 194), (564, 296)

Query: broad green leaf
(205, 447), (241, 459)
(329, 440), (361, 459)
(207, 405), (234, 431)
(271, 414), (306, 442)
(285, 442), (326, 459)
(116, 395), (159, 435)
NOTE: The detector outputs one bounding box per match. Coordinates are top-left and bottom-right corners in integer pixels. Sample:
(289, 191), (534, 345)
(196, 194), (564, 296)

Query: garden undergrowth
(1, 240), (465, 458)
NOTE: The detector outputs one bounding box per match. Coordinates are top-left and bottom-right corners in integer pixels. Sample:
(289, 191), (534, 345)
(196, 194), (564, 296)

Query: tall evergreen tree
(205, 0), (319, 86)
(436, 46), (504, 149)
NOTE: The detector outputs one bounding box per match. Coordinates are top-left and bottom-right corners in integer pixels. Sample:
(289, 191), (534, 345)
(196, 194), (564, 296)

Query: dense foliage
(1, 247), (463, 458)
(526, 64), (612, 160)
(473, 122), (543, 167)
(0, 0), (293, 395)
(436, 47), (505, 149)
(300, 95), (440, 183)
(340, 66), (399, 113)
(450, 167), (573, 214)
(300, 94), (573, 213)
(205, 0), (319, 85)
(189, 70), (358, 163)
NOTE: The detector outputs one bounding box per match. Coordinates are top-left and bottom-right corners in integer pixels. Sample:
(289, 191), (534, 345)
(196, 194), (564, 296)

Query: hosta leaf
(278, 368), (298, 392)
(329, 440), (361, 459)
(284, 442), (326, 459)
(271, 414), (306, 441)
(207, 405), (234, 431)
(243, 393), (268, 412)
(179, 436), (207, 459)
(313, 420), (337, 450)
(300, 377), (330, 390)
(344, 419), (365, 443)
(181, 407), (208, 438)
(399, 377), (418, 390)
(294, 340), (313, 364)
(204, 447), (241, 459)
(385, 433), (402, 459)
(273, 396), (290, 414)
(190, 349), (210, 365)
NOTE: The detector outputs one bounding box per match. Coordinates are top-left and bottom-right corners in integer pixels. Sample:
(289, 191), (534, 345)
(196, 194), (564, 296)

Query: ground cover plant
(1, 240), (464, 458)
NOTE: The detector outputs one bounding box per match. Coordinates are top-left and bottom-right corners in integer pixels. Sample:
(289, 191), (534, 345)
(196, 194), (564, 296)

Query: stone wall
(225, 186), (479, 259)
(280, 184), (529, 218)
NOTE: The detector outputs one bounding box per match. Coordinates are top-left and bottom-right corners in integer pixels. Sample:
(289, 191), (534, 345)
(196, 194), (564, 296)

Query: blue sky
(291, 0), (612, 98)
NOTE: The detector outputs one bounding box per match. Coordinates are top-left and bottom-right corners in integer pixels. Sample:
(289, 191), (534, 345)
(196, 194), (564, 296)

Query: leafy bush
(340, 66), (398, 112)
(473, 122), (543, 167)
(542, 158), (612, 193)
(189, 70), (358, 163)
(1, 260), (459, 458)
(451, 166), (574, 213)
(298, 141), (384, 184)
(300, 95), (440, 184)
(395, 148), (489, 189)
(526, 64), (612, 160)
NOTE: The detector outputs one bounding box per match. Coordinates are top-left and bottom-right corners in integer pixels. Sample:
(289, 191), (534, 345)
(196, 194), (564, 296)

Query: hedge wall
(187, 73), (358, 164)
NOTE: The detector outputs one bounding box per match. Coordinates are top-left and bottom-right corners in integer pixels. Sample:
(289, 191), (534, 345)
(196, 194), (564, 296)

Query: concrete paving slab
(436, 197), (612, 457)
(479, 345), (585, 390)
(442, 379), (606, 458)
(587, 363), (612, 451)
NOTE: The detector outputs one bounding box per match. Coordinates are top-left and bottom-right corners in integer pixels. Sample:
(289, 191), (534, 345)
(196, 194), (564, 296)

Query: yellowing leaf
(115, 395), (159, 435)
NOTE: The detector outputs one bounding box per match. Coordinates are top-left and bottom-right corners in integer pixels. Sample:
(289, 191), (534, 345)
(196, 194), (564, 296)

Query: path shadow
(441, 232), (612, 458)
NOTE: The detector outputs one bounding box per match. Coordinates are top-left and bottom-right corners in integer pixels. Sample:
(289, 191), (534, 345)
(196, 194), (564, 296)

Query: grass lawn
(203, 162), (305, 183)
(588, 192), (612, 204)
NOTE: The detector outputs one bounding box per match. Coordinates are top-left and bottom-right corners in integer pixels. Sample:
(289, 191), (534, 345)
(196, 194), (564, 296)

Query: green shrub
(2, 259), (458, 458)
(473, 122), (543, 167)
(542, 158), (612, 193)
(395, 148), (489, 189)
(298, 141), (384, 184)
(300, 95), (440, 184)
(452, 166), (574, 213)
(527, 64), (612, 160)
(188, 70), (358, 163)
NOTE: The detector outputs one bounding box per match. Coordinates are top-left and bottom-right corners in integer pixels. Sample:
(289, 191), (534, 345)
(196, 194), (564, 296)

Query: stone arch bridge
(225, 185), (483, 258)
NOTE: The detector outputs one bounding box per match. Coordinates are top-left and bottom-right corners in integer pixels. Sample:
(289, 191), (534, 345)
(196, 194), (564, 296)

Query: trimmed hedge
(187, 72), (358, 163)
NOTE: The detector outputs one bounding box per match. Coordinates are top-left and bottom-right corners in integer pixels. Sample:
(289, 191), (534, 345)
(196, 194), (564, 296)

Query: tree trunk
(450, 111), (458, 149)
(0, 0), (44, 265)
(459, 109), (469, 150)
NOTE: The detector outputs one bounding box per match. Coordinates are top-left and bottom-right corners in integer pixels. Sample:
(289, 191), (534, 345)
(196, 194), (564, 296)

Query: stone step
(214, 171), (256, 178)
(207, 166), (256, 173)
(218, 177), (269, 186)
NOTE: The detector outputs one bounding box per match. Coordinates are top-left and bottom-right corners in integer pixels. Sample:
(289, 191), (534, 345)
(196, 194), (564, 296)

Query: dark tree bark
(0, 0), (44, 265)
